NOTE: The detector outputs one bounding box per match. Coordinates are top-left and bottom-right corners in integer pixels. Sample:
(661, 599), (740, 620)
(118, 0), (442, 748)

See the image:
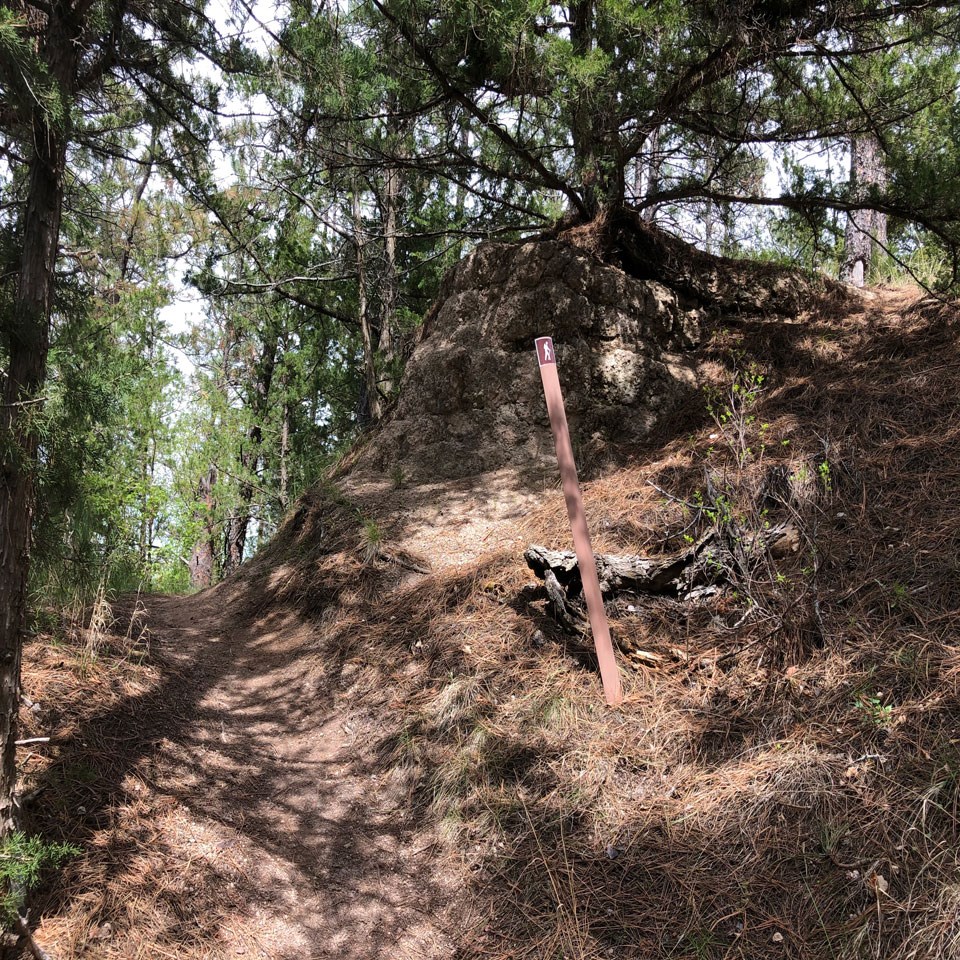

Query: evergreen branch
(640, 186), (960, 258)
(369, 0), (589, 219)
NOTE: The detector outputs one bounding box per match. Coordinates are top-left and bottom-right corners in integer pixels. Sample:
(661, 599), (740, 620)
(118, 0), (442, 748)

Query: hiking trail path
(90, 469), (545, 959)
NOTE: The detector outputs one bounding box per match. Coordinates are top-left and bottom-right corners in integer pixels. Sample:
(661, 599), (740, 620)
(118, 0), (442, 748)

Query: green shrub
(0, 832), (79, 926)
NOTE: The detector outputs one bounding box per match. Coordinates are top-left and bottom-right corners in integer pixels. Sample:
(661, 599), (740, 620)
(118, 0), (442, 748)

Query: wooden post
(535, 337), (623, 706)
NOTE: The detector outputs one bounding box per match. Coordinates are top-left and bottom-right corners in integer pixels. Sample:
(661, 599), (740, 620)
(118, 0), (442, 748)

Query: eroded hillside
(16, 228), (960, 960)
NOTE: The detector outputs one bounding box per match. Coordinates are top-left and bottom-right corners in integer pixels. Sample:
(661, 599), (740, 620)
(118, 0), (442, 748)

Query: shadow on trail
(26, 588), (457, 959)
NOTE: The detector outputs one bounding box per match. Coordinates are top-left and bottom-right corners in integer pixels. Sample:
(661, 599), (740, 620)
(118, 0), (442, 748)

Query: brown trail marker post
(534, 337), (624, 707)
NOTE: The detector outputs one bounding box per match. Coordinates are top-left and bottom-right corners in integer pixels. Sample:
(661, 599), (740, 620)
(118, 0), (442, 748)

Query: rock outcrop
(357, 238), (704, 482)
(349, 213), (848, 485)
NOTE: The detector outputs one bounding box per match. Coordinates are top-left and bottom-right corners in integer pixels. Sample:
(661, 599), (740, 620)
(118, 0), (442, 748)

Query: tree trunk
(146, 421), (158, 568)
(138, 326), (158, 567)
(525, 536), (719, 601)
(223, 445), (257, 575)
(721, 201), (735, 257)
(352, 187), (381, 423)
(279, 398), (290, 514)
(189, 466), (218, 589)
(379, 161), (400, 402)
(453, 124), (469, 259)
(223, 507), (249, 575)
(704, 199), (716, 255)
(0, 26), (74, 833)
(872, 167), (888, 255)
(842, 133), (887, 286)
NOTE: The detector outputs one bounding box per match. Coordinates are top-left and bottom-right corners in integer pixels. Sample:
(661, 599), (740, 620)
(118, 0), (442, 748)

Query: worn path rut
(113, 583), (467, 960)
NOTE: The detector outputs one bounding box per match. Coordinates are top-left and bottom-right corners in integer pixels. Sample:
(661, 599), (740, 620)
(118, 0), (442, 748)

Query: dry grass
(16, 611), (172, 956)
(318, 284), (960, 960)
(18, 284), (960, 959)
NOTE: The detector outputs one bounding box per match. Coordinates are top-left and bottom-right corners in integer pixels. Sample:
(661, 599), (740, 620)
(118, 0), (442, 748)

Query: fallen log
(525, 524), (797, 665)
(542, 569), (586, 634)
(525, 532), (718, 600)
(525, 523), (795, 606)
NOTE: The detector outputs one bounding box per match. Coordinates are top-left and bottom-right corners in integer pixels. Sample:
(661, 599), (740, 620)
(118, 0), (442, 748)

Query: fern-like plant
(0, 832), (79, 927)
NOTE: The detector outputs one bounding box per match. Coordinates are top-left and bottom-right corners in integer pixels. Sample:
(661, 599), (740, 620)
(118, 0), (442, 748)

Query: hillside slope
(16, 232), (960, 960)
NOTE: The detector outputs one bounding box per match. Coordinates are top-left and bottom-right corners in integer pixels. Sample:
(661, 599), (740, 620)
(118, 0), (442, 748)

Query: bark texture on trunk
(0, 14), (76, 832)
(223, 508), (248, 575)
(353, 188), (381, 424)
(842, 133), (888, 287)
(279, 398), (290, 514)
(378, 162), (400, 402)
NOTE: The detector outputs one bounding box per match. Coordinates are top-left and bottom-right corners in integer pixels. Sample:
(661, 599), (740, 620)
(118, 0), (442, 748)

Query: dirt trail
(24, 446), (559, 957)
(100, 469), (555, 958)
(79, 574), (476, 959)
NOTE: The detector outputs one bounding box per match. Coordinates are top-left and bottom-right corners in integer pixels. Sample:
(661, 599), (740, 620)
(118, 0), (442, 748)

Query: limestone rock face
(358, 239), (702, 482)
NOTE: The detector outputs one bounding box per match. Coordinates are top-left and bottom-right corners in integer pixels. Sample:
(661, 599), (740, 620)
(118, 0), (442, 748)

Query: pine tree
(360, 0), (960, 270)
(0, 0), (221, 835)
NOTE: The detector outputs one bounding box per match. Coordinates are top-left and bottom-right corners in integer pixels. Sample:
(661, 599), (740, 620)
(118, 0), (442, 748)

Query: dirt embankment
(17, 222), (960, 960)
(349, 213), (845, 487)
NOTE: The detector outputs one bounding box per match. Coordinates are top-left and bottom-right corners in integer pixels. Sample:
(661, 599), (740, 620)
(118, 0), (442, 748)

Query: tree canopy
(1, 0), (960, 846)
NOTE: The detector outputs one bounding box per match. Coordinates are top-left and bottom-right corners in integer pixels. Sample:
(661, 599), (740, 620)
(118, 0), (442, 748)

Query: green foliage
(3, 0), (960, 616)
(681, 928), (727, 959)
(705, 362), (767, 467)
(29, 243), (185, 602)
(867, 236), (951, 288)
(853, 692), (894, 728)
(361, 518), (384, 563)
(817, 459), (832, 495)
(362, 0), (960, 250)
(770, 161), (845, 272)
(0, 10), (64, 128)
(0, 832), (79, 927)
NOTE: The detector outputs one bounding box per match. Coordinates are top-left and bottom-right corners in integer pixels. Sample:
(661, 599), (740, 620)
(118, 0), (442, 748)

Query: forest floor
(17, 587), (472, 959)
(15, 284), (960, 960)
(15, 468), (543, 959)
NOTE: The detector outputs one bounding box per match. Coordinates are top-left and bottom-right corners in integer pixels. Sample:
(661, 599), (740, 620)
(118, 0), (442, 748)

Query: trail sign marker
(534, 336), (623, 707)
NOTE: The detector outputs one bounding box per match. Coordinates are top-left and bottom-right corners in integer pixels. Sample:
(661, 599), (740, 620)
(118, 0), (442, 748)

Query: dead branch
(525, 524), (796, 639)
(525, 531), (719, 600)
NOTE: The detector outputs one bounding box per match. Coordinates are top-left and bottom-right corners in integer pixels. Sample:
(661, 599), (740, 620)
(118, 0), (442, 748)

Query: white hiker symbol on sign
(536, 337), (556, 366)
